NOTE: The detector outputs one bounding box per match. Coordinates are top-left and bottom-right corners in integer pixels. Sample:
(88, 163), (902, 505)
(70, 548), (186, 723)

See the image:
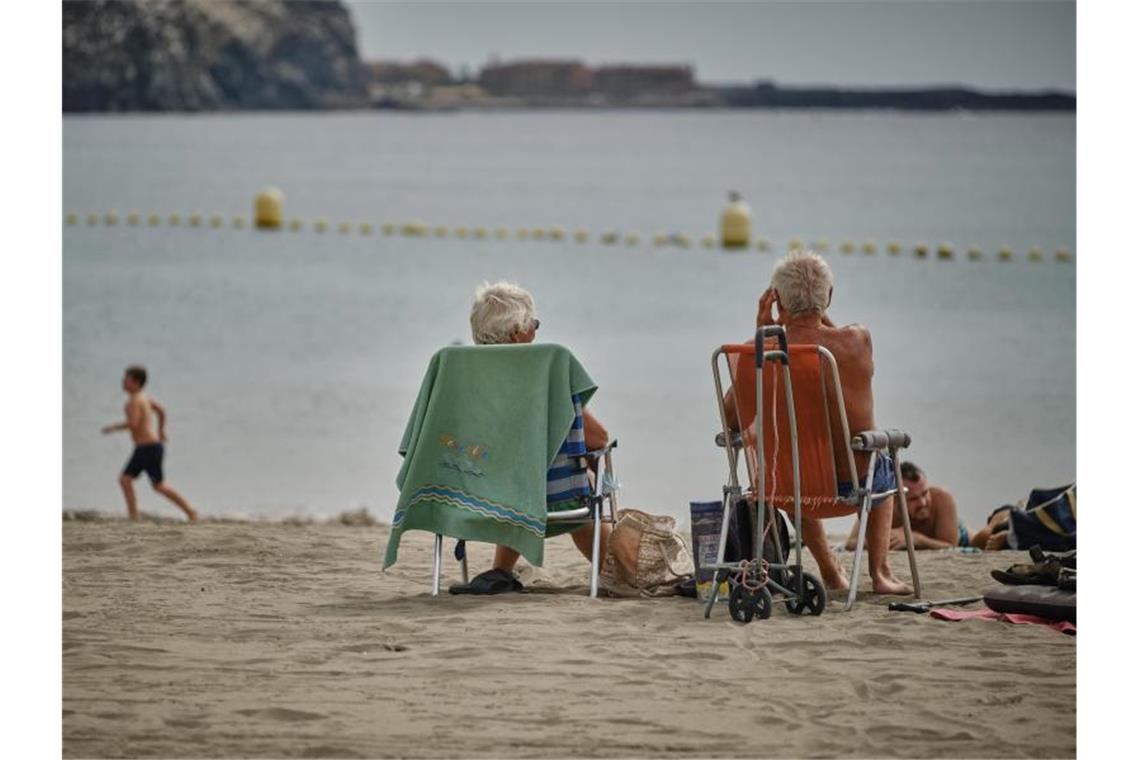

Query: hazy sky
(345, 0), (1075, 90)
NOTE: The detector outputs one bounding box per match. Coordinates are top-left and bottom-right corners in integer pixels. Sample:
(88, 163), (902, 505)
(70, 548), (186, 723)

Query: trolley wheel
(784, 569), (827, 616)
(754, 586), (773, 620)
(728, 584), (755, 624)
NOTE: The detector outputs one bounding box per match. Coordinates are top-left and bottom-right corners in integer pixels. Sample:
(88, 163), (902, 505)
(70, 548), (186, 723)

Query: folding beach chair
(704, 326), (922, 619)
(383, 344), (619, 599)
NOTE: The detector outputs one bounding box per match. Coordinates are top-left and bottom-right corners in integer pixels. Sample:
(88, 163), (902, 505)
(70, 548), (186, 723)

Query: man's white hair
(771, 250), (833, 315)
(470, 281), (537, 345)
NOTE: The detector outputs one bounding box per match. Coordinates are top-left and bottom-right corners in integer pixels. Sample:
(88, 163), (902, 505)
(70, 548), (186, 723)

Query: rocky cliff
(63, 0), (368, 111)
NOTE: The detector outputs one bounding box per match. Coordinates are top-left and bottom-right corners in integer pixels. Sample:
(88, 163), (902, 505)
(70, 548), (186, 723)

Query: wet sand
(63, 519), (1075, 758)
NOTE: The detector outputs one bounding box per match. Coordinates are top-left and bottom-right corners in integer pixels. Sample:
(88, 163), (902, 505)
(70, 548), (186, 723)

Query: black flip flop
(448, 568), (525, 595)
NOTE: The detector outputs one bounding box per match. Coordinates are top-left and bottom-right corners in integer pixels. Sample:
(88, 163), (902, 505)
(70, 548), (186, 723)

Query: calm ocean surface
(63, 111), (1074, 529)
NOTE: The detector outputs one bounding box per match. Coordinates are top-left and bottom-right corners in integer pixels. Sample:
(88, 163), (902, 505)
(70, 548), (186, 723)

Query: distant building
(594, 65), (695, 99)
(478, 60), (594, 97)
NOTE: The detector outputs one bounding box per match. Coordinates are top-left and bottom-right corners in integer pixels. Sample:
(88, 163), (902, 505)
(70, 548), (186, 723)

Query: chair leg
(845, 497), (872, 612)
(431, 533), (443, 597)
(893, 455), (922, 599)
(589, 501), (602, 599)
(461, 554), (469, 585)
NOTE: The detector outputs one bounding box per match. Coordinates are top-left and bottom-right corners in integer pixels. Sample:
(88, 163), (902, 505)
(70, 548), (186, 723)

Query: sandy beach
(63, 518), (1075, 759)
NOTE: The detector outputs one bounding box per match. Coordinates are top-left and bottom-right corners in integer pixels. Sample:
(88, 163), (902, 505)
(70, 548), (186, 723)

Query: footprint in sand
(236, 707), (326, 722)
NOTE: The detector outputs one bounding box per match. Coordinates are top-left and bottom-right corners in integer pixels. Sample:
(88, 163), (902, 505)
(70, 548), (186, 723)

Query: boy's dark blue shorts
(123, 443), (164, 484)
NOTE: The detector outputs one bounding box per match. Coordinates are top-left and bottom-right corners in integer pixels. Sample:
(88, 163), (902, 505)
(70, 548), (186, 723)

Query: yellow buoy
(676, 233), (693, 249)
(455, 226), (469, 239)
(720, 191), (752, 249)
(788, 237), (804, 252)
(210, 214), (224, 228)
(998, 246), (1013, 262)
(887, 242), (902, 255)
(86, 213), (99, 225)
(967, 247), (984, 261)
(382, 223), (396, 236)
(516, 228), (529, 240)
(702, 234), (716, 248)
(338, 222), (352, 234)
(168, 213), (182, 226)
(188, 212), (202, 227)
(288, 218), (303, 232)
(653, 233), (668, 247)
(573, 230), (589, 243)
(495, 227), (510, 240)
(359, 222), (373, 235)
(626, 232), (641, 246)
(1027, 246), (1044, 262)
(434, 225), (448, 238)
(104, 210), (119, 225)
(862, 241), (877, 255)
(314, 219), (329, 233)
(937, 242), (954, 260)
(65, 212), (78, 225)
(402, 220), (427, 237)
(839, 241), (855, 255)
(913, 243), (929, 259)
(254, 187), (284, 230)
(600, 231), (619, 245)
(232, 216), (246, 229)
(148, 213), (161, 226)
(813, 239), (830, 253)
(549, 226), (566, 241)
(126, 212), (140, 226)
(531, 227), (547, 241)
(1055, 248), (1072, 263)
(473, 226), (489, 240)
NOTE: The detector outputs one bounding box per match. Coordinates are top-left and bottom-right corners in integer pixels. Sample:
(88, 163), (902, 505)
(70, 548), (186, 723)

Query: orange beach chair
(705, 326), (922, 618)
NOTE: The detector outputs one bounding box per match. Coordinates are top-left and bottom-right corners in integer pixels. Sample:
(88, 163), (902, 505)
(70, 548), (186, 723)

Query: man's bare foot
(186, 508), (199, 523)
(821, 567), (850, 593)
(871, 572), (913, 595)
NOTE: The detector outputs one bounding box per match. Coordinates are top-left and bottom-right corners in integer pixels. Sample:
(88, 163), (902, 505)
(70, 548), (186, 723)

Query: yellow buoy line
(64, 209), (1074, 264)
(66, 188), (1071, 264)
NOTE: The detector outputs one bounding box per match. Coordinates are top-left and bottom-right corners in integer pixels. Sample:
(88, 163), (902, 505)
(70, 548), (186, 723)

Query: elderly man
(724, 250), (911, 595)
(468, 281), (613, 576)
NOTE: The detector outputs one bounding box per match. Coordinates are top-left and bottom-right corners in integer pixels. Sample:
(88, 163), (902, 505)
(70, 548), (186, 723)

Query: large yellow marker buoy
(254, 187), (284, 230)
(720, 191), (752, 249)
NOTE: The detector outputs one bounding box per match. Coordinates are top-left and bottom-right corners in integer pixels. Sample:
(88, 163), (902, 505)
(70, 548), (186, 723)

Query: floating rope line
(63, 211), (1073, 263)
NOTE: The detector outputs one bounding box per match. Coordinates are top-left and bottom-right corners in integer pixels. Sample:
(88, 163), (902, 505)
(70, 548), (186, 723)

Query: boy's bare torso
(126, 393), (160, 445)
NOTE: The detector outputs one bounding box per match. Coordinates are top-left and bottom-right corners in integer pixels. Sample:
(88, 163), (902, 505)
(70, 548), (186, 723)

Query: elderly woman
(469, 281), (612, 576)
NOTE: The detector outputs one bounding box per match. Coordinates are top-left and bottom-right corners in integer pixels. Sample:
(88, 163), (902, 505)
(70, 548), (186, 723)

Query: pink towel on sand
(930, 607), (1075, 635)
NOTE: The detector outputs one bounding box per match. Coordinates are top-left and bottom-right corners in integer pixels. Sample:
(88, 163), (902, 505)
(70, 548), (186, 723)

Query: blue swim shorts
(836, 451), (896, 507)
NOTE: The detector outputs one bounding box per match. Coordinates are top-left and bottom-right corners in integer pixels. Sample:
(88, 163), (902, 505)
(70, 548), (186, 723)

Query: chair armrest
(714, 431), (744, 449)
(582, 439), (618, 460)
(851, 429), (911, 451)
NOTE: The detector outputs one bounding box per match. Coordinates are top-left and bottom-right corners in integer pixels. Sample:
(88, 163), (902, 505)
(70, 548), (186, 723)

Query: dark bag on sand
(1007, 484), (1076, 552)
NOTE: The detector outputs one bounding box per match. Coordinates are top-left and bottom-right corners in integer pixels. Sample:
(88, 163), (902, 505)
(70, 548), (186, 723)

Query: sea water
(63, 110), (1075, 528)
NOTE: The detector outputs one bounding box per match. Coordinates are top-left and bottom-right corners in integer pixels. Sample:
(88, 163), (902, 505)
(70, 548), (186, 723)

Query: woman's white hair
(771, 250), (833, 315)
(470, 281), (537, 345)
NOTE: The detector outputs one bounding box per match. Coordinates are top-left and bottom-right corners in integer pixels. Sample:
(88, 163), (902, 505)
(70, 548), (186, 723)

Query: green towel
(383, 343), (597, 568)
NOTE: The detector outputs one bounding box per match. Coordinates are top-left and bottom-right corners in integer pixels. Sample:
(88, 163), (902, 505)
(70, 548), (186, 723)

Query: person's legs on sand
(153, 481), (197, 523)
(800, 516), (848, 592)
(119, 474), (139, 521)
(867, 495), (912, 595)
(492, 545), (521, 572)
(569, 521), (612, 562)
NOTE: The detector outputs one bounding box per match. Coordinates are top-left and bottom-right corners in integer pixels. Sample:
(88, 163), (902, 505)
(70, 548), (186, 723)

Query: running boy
(101, 365), (198, 522)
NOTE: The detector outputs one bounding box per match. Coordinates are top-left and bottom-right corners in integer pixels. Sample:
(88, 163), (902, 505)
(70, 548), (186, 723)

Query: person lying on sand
(101, 365), (198, 523)
(722, 250), (912, 596)
(845, 461), (970, 550)
(468, 282), (612, 575)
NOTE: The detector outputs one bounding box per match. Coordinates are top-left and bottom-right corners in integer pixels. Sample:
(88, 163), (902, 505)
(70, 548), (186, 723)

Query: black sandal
(448, 568), (525, 595)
